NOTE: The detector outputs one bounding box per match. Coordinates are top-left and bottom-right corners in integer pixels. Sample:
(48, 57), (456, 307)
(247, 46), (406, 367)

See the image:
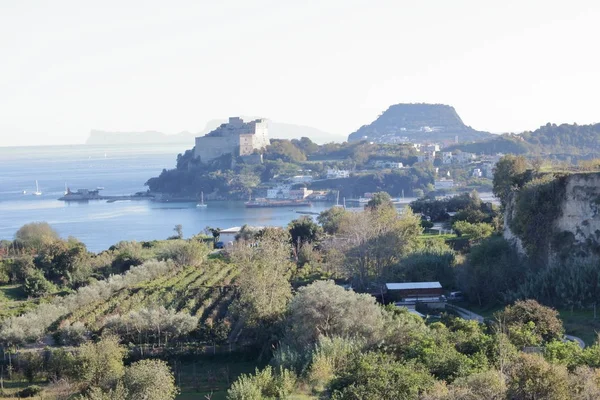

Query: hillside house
(327, 169), (350, 179)
(385, 282), (444, 304)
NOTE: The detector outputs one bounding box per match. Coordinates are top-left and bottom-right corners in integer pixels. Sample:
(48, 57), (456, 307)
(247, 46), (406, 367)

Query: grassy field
(559, 308), (600, 346)
(0, 284), (40, 319)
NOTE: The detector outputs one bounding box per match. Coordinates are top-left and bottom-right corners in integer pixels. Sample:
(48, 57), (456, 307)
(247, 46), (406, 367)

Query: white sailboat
(32, 180), (42, 196)
(196, 192), (207, 208)
(333, 190), (344, 208)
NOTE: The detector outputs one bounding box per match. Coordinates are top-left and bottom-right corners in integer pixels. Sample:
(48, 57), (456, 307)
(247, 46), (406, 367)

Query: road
(446, 304), (586, 349)
(446, 304), (484, 323)
(565, 334), (586, 349)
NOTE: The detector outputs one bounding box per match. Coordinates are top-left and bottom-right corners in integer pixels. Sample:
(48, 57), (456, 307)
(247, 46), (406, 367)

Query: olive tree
(123, 359), (178, 400)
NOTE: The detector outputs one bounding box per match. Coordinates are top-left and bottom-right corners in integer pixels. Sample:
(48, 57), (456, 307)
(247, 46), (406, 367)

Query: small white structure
(472, 168), (482, 178)
(327, 169), (350, 179)
(219, 226), (265, 245)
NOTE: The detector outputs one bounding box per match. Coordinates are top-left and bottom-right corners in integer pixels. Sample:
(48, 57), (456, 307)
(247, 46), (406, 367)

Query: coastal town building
(266, 185), (313, 200)
(442, 152), (453, 165)
(326, 169), (350, 179)
(417, 150), (436, 163)
(194, 117), (270, 163)
(373, 160), (404, 169)
(454, 152), (476, 164)
(290, 175), (313, 184)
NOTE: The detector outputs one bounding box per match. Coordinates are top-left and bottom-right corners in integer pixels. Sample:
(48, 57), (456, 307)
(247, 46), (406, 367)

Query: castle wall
(194, 136), (239, 162)
(194, 117), (270, 163)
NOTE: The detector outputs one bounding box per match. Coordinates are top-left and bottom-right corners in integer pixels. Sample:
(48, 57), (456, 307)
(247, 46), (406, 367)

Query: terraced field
(61, 259), (239, 333)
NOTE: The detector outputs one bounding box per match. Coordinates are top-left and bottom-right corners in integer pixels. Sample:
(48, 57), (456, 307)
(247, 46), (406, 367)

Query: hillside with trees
(347, 103), (493, 143)
(447, 122), (600, 159)
(145, 138), (437, 199)
(2, 187), (600, 398)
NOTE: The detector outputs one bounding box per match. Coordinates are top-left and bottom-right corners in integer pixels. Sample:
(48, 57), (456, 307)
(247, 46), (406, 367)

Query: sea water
(0, 144), (333, 252)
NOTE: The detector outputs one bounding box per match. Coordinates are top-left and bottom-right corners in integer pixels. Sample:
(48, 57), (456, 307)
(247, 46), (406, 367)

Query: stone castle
(194, 117), (270, 163)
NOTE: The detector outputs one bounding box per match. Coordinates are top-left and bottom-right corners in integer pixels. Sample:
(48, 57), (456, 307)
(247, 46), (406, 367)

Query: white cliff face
(504, 173), (600, 262)
(554, 174), (600, 244)
(503, 193), (526, 256)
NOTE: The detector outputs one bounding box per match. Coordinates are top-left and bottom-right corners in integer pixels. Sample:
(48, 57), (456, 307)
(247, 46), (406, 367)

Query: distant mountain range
(86, 119), (344, 145)
(348, 103), (493, 143)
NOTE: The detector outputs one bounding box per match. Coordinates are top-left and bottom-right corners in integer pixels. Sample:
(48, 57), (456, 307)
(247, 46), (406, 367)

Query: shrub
(18, 385), (42, 398)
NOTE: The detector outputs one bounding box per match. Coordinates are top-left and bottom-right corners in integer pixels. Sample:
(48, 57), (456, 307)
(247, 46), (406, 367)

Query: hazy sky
(1, 0), (600, 146)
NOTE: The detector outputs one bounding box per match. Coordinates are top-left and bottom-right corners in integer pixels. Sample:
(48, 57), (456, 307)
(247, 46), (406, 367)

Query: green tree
(329, 352), (434, 400)
(452, 220), (493, 241)
(230, 229), (294, 326)
(157, 240), (209, 267)
(392, 247), (456, 288)
(492, 155), (528, 207)
(317, 207), (348, 235)
(497, 300), (564, 344)
(23, 268), (56, 297)
(123, 359), (178, 400)
(173, 224), (183, 239)
(506, 353), (570, 400)
(285, 280), (384, 348)
(14, 222), (60, 251)
(288, 216), (322, 252)
(82, 383), (129, 400)
(77, 335), (126, 389)
(366, 191), (394, 210)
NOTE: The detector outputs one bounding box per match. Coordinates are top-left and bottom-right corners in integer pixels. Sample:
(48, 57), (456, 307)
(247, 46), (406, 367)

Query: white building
(291, 175), (313, 184)
(373, 160), (404, 169)
(472, 168), (482, 178)
(327, 169), (350, 179)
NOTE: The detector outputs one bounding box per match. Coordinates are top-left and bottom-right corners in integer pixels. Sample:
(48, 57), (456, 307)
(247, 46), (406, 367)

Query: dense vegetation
(3, 182), (600, 398)
(448, 122), (600, 159)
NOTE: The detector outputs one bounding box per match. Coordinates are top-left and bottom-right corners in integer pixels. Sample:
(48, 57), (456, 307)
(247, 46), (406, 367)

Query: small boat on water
(196, 192), (208, 208)
(32, 180), (42, 196)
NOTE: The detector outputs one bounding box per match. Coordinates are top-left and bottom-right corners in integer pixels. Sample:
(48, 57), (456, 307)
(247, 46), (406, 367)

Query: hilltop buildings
(194, 117), (270, 163)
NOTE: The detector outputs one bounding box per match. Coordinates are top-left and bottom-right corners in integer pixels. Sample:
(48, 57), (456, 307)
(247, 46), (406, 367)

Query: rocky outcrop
(504, 172), (600, 264)
(348, 103), (492, 143)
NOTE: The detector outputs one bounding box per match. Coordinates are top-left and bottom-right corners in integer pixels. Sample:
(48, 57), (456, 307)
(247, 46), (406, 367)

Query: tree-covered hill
(447, 122), (600, 158)
(144, 138), (433, 199)
(348, 103), (493, 143)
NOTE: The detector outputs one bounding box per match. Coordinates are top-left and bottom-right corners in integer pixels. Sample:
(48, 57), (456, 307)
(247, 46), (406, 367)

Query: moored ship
(59, 188), (104, 201)
(245, 198), (311, 208)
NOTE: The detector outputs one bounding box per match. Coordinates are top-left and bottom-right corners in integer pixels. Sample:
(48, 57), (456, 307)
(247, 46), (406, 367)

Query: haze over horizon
(1, 0), (600, 147)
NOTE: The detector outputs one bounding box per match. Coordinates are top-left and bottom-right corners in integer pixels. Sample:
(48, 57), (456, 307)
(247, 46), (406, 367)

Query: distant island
(348, 103), (493, 144)
(86, 120), (344, 145)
